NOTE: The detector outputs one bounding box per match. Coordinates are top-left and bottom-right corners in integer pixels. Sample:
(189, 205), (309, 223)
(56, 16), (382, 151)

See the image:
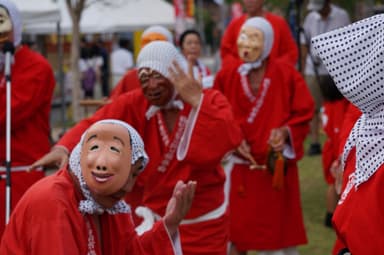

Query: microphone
(3, 41), (14, 81)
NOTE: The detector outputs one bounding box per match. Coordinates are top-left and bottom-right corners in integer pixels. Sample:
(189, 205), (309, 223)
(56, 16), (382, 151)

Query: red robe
(220, 13), (298, 68)
(109, 68), (141, 100)
(333, 148), (384, 254)
(321, 99), (350, 184)
(0, 45), (55, 237)
(57, 88), (242, 254)
(213, 59), (313, 250)
(0, 168), (178, 255)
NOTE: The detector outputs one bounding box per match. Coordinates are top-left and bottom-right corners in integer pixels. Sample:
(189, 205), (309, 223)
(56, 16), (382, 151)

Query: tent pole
(57, 21), (66, 136)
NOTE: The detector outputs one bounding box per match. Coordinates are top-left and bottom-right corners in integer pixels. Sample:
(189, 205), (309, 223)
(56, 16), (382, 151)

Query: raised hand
(163, 180), (196, 238)
(268, 126), (289, 152)
(168, 57), (202, 108)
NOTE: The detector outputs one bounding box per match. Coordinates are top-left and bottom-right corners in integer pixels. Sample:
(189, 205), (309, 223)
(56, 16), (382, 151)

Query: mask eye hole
(110, 146), (120, 153)
(90, 145), (99, 151)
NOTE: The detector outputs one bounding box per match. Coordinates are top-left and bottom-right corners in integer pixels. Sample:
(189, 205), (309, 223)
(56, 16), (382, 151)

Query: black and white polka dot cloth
(69, 119), (149, 215)
(312, 14), (384, 188)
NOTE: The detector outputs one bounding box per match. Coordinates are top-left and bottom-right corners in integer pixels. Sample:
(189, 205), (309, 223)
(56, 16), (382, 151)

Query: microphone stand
(3, 41), (14, 224)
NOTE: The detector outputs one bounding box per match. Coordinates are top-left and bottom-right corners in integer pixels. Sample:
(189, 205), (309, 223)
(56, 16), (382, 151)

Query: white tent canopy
(12, 0), (61, 24)
(23, 0), (175, 34)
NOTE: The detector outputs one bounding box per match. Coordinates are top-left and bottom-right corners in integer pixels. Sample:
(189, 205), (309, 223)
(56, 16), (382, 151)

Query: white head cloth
(69, 119), (149, 215)
(0, 0), (22, 46)
(137, 41), (186, 119)
(311, 14), (384, 188)
(238, 17), (274, 76)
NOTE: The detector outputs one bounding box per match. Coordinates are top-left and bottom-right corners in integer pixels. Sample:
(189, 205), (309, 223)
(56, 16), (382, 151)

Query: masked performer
(1, 119), (196, 254)
(0, 0), (55, 238)
(31, 41), (242, 255)
(312, 14), (384, 255)
(214, 17), (314, 255)
(109, 25), (174, 99)
(220, 0), (298, 68)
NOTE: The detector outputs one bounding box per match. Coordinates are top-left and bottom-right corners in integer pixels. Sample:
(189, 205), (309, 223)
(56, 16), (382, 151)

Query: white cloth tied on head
(69, 119), (149, 215)
(237, 17), (274, 76)
(137, 41), (189, 119)
(311, 14), (384, 188)
(0, 0), (22, 47)
(0, 0), (22, 70)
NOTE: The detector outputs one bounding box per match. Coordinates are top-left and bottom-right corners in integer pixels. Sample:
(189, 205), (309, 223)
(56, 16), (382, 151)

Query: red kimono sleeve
(180, 89), (242, 166)
(284, 67), (315, 160)
(139, 221), (179, 255)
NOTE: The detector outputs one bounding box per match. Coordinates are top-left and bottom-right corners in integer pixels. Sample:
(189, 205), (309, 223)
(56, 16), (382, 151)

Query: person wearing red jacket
(109, 25), (174, 99)
(0, 0), (55, 239)
(214, 17), (313, 255)
(312, 13), (384, 254)
(1, 119), (196, 254)
(31, 41), (242, 255)
(220, 0), (298, 69)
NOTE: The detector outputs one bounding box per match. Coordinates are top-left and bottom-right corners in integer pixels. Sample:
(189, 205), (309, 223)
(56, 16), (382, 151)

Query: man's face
(237, 26), (264, 63)
(81, 123), (140, 209)
(139, 68), (174, 106)
(0, 6), (12, 44)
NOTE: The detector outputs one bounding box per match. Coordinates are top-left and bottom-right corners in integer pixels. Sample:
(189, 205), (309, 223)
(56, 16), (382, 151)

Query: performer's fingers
(172, 59), (184, 75)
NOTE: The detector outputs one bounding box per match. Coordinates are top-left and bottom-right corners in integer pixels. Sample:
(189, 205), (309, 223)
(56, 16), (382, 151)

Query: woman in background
(179, 29), (213, 88)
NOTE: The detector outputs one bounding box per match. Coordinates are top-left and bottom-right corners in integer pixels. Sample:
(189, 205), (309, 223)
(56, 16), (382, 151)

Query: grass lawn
(249, 137), (336, 255)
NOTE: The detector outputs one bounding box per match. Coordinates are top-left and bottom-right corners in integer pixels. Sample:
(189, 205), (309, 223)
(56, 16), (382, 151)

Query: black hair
(179, 29), (201, 49)
(118, 38), (131, 49)
(319, 75), (344, 102)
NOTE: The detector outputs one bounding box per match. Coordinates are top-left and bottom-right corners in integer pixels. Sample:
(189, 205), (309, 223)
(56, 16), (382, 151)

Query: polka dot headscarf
(69, 119), (149, 215)
(312, 14), (384, 188)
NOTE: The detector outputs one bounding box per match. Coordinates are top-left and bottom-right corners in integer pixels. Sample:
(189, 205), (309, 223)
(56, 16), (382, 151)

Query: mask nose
(95, 154), (108, 171)
(96, 165), (107, 171)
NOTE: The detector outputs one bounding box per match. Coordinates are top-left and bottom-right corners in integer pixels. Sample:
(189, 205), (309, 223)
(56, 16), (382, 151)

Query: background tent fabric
(12, 0), (61, 24)
(23, 0), (175, 34)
